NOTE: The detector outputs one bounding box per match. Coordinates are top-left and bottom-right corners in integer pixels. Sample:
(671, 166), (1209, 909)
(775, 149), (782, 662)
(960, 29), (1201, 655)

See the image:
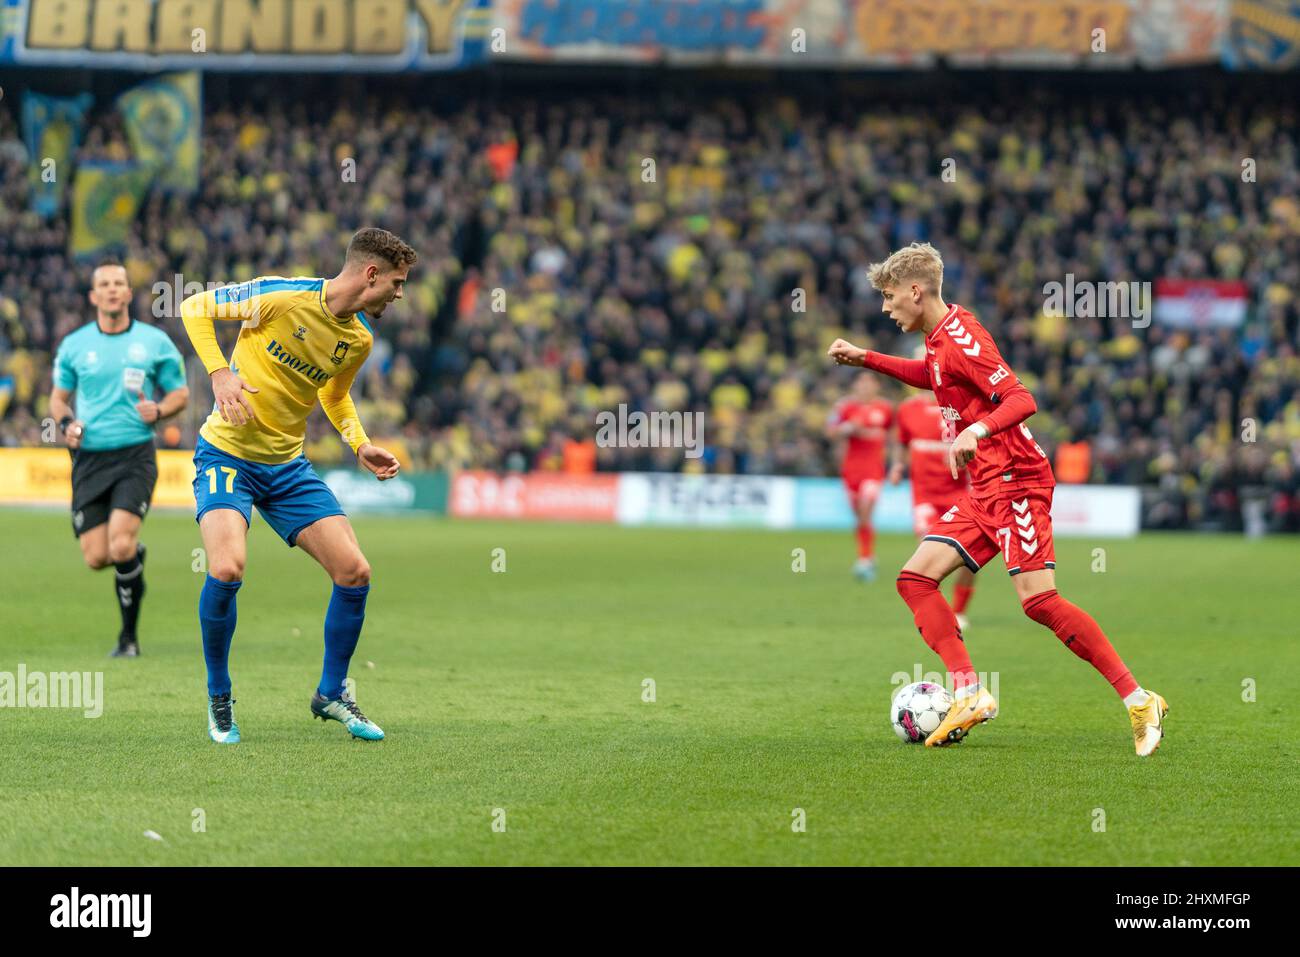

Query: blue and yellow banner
(69, 161), (155, 259)
(1224, 0), (1300, 69)
(20, 91), (91, 217)
(116, 72), (201, 194)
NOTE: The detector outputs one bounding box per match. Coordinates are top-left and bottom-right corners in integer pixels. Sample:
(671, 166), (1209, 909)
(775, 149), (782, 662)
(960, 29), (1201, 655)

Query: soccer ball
(890, 681), (953, 744)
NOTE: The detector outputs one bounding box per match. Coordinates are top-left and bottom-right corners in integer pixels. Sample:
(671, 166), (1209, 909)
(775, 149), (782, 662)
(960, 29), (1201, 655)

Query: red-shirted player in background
(829, 242), (1168, 756)
(892, 381), (977, 632)
(827, 374), (894, 582)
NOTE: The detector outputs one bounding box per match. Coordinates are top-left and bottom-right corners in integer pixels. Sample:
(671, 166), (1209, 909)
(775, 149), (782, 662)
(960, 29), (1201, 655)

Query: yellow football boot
(925, 687), (998, 747)
(1129, 691), (1169, 757)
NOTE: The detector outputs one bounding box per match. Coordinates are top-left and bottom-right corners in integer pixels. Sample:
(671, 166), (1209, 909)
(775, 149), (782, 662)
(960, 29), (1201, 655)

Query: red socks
(896, 572), (978, 692)
(951, 583), (974, 615)
(896, 575), (1136, 702)
(1021, 590), (1137, 699)
(856, 523), (874, 559)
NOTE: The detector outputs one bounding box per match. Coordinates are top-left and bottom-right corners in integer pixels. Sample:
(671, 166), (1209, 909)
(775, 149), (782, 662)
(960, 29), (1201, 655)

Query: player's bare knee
(209, 557), (245, 582)
(108, 535), (138, 565)
(83, 550), (111, 570)
(335, 556), (370, 588)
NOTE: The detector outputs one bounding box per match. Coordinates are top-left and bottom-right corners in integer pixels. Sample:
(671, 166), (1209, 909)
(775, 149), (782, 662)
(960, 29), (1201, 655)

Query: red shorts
(843, 474), (882, 505)
(923, 487), (1056, 576)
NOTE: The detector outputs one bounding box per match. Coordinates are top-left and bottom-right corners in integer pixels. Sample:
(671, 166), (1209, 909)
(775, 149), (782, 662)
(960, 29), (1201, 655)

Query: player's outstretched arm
(827, 338), (931, 389)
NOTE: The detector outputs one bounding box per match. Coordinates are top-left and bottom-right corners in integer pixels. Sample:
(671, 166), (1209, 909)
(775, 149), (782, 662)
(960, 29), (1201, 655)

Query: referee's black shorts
(70, 439), (159, 538)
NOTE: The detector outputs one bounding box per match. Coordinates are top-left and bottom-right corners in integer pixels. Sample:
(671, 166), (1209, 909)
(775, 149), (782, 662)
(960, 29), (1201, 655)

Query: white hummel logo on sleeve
(944, 316), (982, 357)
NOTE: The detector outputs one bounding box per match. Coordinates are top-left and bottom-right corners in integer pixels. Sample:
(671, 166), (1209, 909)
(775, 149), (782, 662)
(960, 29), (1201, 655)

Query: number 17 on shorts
(193, 438), (256, 526)
(205, 466), (238, 495)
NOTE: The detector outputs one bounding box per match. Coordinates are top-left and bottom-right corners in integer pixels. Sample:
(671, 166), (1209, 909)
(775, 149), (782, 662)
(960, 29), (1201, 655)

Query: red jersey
(923, 304), (1054, 496)
(830, 397), (893, 480)
(897, 393), (967, 503)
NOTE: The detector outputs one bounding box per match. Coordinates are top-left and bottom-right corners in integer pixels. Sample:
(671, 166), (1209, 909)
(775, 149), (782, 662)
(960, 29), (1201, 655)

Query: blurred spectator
(1055, 437), (1093, 484)
(0, 72), (1297, 533)
(562, 434), (597, 474)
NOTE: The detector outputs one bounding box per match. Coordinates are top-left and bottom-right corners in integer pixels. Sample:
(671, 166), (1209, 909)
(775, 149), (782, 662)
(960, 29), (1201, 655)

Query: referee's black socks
(114, 544), (146, 643)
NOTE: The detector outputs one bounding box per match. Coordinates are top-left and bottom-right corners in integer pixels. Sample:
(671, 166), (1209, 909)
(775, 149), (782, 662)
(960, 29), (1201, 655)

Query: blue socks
(319, 583), (369, 699)
(199, 576), (242, 696)
(201, 577), (368, 700)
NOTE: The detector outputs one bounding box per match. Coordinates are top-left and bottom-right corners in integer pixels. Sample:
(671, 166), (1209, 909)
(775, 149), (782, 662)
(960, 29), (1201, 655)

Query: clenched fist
(827, 338), (867, 367)
(63, 420), (86, 450)
(135, 397), (160, 424)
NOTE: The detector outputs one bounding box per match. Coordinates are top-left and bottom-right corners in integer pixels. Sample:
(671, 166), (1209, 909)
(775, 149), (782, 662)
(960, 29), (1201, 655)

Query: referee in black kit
(48, 263), (190, 657)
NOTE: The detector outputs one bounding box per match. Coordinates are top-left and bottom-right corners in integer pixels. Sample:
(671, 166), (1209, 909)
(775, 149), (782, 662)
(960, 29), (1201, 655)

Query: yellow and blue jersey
(180, 277), (373, 465)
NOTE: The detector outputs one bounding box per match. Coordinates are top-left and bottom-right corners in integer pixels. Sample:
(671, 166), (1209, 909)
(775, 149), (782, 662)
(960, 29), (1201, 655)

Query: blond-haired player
(829, 243), (1167, 755)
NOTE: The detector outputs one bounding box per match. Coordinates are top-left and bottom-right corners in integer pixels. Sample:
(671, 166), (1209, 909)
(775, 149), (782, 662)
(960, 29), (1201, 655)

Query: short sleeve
(155, 334), (187, 392)
(54, 341), (77, 391)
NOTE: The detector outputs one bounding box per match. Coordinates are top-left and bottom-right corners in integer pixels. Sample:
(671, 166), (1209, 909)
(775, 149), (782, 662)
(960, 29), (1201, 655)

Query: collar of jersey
(319, 279), (343, 322)
(320, 278), (373, 334)
(96, 317), (135, 336)
(926, 304), (960, 344)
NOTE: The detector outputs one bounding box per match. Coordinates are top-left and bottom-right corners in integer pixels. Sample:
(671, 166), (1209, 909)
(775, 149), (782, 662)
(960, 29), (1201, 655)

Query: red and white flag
(1154, 279), (1249, 328)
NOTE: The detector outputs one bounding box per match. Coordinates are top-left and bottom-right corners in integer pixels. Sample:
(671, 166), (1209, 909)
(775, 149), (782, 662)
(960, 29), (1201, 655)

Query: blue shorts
(193, 436), (344, 547)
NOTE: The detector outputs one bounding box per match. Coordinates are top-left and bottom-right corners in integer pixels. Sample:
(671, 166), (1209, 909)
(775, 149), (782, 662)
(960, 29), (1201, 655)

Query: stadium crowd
(0, 74), (1297, 531)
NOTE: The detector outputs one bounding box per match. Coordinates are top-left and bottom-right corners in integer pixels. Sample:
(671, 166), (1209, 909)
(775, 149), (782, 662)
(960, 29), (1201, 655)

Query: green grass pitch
(1, 507), (1296, 866)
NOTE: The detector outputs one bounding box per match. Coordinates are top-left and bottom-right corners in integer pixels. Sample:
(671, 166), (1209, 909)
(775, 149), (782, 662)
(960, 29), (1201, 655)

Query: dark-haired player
(180, 228), (413, 744)
(50, 263), (190, 657)
(829, 242), (1168, 756)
